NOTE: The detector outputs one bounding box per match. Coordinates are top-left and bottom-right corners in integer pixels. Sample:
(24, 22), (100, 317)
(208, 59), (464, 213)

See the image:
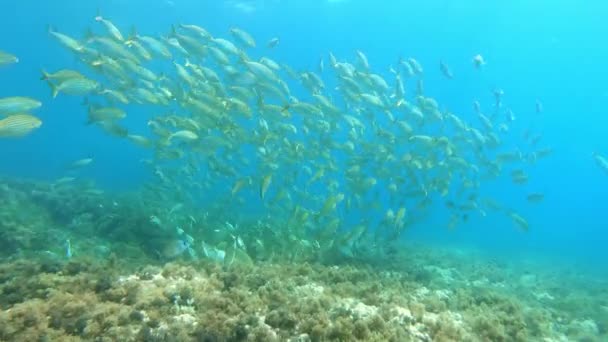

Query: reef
(0, 175), (606, 341)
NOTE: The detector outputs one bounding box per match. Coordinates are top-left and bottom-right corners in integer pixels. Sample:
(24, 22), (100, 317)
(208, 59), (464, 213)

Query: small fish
(260, 174), (272, 200)
(318, 55), (324, 73)
(87, 106), (126, 123)
(95, 14), (124, 41)
(231, 177), (251, 197)
(168, 130), (198, 143)
(0, 97), (42, 116)
(506, 108), (516, 122)
(65, 239), (72, 259)
(100, 89), (129, 104)
(493, 88), (504, 107)
(201, 241), (226, 263)
(0, 114), (42, 137)
(527, 193), (544, 203)
(0, 50), (18, 66)
(96, 120), (128, 137)
(127, 134), (152, 148)
(511, 169), (528, 184)
(179, 23), (212, 39)
(593, 152), (608, 175)
(169, 203), (183, 215)
(48, 26), (84, 52)
(355, 50), (370, 70)
(48, 77), (99, 98)
(267, 37), (280, 48)
(230, 27), (256, 48)
(509, 212), (529, 231)
(149, 215), (162, 226)
(69, 158), (94, 169)
(472, 100), (481, 113)
(535, 100), (543, 114)
(54, 176), (76, 185)
(161, 239), (190, 259)
(394, 207), (407, 227)
(407, 58), (423, 75)
(472, 54), (485, 68)
(40, 69), (85, 82)
(136, 34), (172, 59)
(439, 60), (453, 79)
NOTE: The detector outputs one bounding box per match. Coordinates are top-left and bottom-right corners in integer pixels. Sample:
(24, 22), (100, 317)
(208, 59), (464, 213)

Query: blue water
(1, 0), (607, 271)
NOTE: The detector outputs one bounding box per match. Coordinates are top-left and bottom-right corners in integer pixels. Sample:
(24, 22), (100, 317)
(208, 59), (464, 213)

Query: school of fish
(2, 12), (597, 255)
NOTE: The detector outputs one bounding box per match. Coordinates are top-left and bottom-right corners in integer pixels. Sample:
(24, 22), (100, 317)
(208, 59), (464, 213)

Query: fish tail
(47, 81), (59, 98)
(83, 28), (96, 43)
(95, 8), (103, 21)
(127, 26), (138, 40)
(40, 69), (49, 80)
(85, 106), (96, 125)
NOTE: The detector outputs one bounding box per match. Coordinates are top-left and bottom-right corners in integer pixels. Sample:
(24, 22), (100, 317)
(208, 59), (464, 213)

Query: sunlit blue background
(1, 0), (606, 270)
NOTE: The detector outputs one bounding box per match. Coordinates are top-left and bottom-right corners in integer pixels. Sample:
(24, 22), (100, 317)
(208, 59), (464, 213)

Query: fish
(0, 97), (42, 116)
(0, 114), (42, 137)
(535, 100), (543, 114)
(47, 78), (99, 98)
(40, 69), (85, 82)
(0, 50), (18, 66)
(69, 158), (94, 169)
(267, 37), (280, 48)
(65, 239), (72, 259)
(38, 17), (552, 258)
(213, 38), (239, 55)
(179, 23), (212, 39)
(136, 34), (172, 59)
(96, 120), (128, 137)
(319, 193), (344, 217)
(168, 130), (198, 143)
(511, 170), (528, 184)
(407, 58), (423, 75)
(127, 134), (153, 148)
(230, 27), (256, 48)
(94, 14), (124, 41)
(48, 26), (83, 52)
(161, 239), (190, 259)
(87, 106), (126, 123)
(526, 193), (544, 203)
(231, 177), (251, 197)
(394, 207), (407, 227)
(439, 60), (453, 79)
(260, 174), (272, 200)
(509, 212), (529, 231)
(99, 89), (129, 104)
(355, 50), (370, 70)
(472, 54), (485, 68)
(201, 241), (226, 263)
(593, 152), (608, 175)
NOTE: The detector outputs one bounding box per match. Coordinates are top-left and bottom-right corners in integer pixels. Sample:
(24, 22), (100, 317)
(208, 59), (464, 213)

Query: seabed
(0, 176), (605, 341)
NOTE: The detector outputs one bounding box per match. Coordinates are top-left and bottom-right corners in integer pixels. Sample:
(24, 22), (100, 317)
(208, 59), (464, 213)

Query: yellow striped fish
(0, 114), (42, 137)
(0, 50), (18, 66)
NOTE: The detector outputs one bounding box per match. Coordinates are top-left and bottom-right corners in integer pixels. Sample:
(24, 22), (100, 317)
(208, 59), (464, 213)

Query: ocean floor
(0, 176), (606, 341)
